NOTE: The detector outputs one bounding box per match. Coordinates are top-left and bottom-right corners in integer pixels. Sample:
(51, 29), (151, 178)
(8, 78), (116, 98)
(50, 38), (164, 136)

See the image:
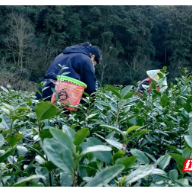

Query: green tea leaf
(35, 101), (58, 123)
(121, 85), (132, 98)
(123, 91), (135, 99)
(27, 145), (46, 160)
(105, 139), (123, 150)
(62, 125), (75, 141)
(177, 164), (185, 175)
(126, 164), (165, 185)
(43, 161), (57, 172)
(151, 82), (156, 90)
(184, 135), (192, 149)
(81, 137), (112, 163)
(74, 128), (90, 146)
(0, 147), (16, 163)
(50, 128), (75, 153)
(115, 156), (137, 170)
(39, 129), (53, 141)
(168, 169), (178, 181)
(85, 165), (124, 187)
(17, 145), (27, 157)
(42, 138), (75, 177)
(13, 175), (46, 186)
(0, 134), (5, 147)
(157, 72), (164, 79)
(160, 95), (169, 107)
(112, 150), (125, 162)
(188, 122), (192, 135)
(130, 149), (149, 164)
(60, 171), (73, 186)
(131, 130), (150, 137)
(168, 153), (185, 166)
(107, 85), (122, 100)
(126, 126), (141, 135)
(1, 115), (11, 130)
(6, 134), (22, 147)
(165, 144), (182, 155)
(175, 179), (189, 187)
(100, 124), (125, 135)
(80, 145), (111, 157)
(182, 148), (191, 159)
(156, 154), (171, 170)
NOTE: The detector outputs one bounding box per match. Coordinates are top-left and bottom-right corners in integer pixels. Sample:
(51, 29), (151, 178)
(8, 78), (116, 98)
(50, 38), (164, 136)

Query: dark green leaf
(123, 91), (135, 99)
(153, 90), (161, 96)
(157, 72), (164, 79)
(27, 145), (46, 160)
(35, 101), (58, 123)
(165, 144), (182, 155)
(43, 161), (57, 172)
(177, 164), (185, 175)
(168, 153), (185, 166)
(115, 156), (137, 170)
(160, 95), (169, 107)
(107, 85), (122, 100)
(74, 128), (90, 146)
(151, 82), (156, 89)
(39, 129), (53, 141)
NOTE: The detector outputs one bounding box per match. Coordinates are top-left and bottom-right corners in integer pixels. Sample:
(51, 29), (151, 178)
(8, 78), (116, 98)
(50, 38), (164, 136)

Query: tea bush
(0, 67), (192, 187)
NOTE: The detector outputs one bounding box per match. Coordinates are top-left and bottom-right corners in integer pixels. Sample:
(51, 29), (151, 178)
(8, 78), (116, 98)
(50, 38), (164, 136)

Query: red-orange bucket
(51, 76), (87, 112)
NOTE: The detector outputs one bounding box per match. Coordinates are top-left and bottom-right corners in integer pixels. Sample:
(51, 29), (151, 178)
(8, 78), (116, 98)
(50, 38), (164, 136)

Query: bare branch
(3, 12), (35, 69)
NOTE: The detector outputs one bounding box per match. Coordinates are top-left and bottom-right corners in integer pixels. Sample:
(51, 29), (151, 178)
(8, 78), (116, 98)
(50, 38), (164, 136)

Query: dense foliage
(1, 5), (192, 86)
(0, 67), (192, 187)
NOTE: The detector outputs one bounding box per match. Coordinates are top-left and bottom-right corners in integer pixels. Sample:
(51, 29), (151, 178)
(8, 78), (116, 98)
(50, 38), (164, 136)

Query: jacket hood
(63, 44), (91, 57)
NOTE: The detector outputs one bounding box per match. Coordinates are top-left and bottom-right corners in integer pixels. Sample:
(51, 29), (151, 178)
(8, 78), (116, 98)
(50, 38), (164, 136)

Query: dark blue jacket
(44, 43), (97, 96)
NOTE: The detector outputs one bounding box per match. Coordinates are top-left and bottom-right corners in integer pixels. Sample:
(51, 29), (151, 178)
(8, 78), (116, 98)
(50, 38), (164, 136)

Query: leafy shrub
(0, 68), (192, 187)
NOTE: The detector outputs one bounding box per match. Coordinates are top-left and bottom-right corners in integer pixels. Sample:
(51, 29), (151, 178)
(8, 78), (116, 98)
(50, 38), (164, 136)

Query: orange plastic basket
(51, 76), (87, 112)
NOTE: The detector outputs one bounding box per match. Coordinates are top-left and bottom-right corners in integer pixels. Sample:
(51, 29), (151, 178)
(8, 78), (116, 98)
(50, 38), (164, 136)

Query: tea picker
(136, 69), (167, 95)
(35, 42), (102, 111)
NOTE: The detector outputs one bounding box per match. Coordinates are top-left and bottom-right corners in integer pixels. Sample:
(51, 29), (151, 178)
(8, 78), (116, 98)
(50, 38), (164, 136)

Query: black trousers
(35, 80), (56, 101)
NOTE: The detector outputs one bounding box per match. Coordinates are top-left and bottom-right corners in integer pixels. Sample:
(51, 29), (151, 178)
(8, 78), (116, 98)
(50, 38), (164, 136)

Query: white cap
(146, 70), (167, 86)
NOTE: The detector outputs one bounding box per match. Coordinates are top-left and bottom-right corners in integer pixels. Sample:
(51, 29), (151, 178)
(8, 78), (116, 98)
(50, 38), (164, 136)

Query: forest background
(0, 5), (191, 91)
